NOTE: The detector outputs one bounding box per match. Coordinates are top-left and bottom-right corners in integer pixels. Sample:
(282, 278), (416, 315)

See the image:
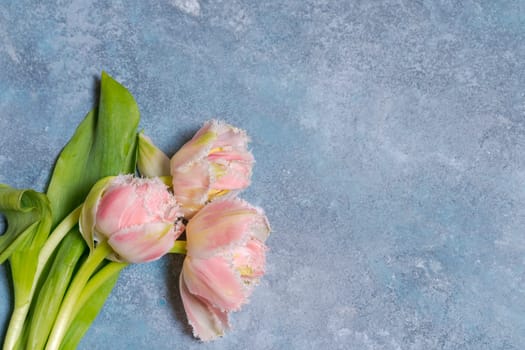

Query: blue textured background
(1, 1), (525, 349)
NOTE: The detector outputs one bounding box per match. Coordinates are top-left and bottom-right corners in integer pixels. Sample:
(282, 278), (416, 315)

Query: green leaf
(47, 71), (140, 227)
(0, 185), (51, 264)
(0, 185), (52, 350)
(1, 72), (141, 349)
(41, 72), (140, 348)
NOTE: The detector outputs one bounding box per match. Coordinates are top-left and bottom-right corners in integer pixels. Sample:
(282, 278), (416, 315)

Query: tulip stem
(170, 240), (187, 254)
(71, 261), (127, 319)
(45, 240), (111, 350)
(2, 205), (82, 350)
(38, 205), (83, 279)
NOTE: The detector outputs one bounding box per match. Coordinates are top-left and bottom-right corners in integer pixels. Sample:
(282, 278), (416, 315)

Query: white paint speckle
(0, 10), (20, 64)
(337, 328), (351, 337)
(5, 43), (20, 63)
(169, 0), (201, 17)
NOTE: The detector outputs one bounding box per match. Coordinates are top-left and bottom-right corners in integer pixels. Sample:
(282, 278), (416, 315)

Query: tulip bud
(80, 175), (184, 263)
(179, 198), (270, 341)
(137, 132), (171, 178)
(171, 120), (254, 217)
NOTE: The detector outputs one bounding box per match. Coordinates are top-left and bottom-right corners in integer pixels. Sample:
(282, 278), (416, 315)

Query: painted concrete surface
(1, 1), (524, 349)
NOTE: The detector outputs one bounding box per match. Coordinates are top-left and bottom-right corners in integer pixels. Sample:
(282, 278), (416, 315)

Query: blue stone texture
(1, 1), (524, 349)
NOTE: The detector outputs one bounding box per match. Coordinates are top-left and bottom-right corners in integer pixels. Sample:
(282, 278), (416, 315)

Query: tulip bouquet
(0, 72), (270, 349)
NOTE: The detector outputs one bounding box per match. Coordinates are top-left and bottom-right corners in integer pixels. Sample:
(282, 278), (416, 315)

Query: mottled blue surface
(1, 1), (525, 349)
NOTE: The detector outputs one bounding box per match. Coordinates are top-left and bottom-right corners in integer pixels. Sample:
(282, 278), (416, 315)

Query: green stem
(3, 305), (29, 350)
(2, 206), (82, 350)
(170, 240), (187, 254)
(71, 262), (127, 319)
(37, 206), (82, 278)
(26, 230), (85, 350)
(45, 241), (111, 350)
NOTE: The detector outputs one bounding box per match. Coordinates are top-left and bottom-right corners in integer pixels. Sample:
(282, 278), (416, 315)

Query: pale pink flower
(179, 198), (271, 341)
(171, 120), (254, 218)
(80, 175), (184, 263)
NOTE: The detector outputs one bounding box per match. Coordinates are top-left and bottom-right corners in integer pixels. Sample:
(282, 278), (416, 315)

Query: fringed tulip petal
(186, 199), (257, 257)
(171, 120), (253, 217)
(183, 256), (246, 311)
(212, 160), (252, 190)
(107, 222), (177, 263)
(249, 209), (271, 243)
(95, 185), (140, 234)
(80, 175), (184, 263)
(179, 197), (271, 338)
(212, 122), (249, 149)
(171, 128), (217, 170)
(172, 160), (210, 217)
(233, 239), (267, 280)
(180, 273), (229, 342)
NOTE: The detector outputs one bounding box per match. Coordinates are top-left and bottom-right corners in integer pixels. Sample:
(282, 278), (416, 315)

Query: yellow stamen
(237, 266), (254, 277)
(208, 188), (230, 199)
(209, 146), (224, 154)
(210, 163), (227, 178)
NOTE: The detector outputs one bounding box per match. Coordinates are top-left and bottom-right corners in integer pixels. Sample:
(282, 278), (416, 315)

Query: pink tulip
(80, 175), (184, 263)
(171, 120), (254, 217)
(179, 198), (271, 341)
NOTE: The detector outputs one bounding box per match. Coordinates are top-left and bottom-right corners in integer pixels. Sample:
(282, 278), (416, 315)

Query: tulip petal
(233, 239), (267, 280)
(137, 133), (171, 177)
(96, 176), (180, 234)
(170, 120), (254, 217)
(211, 160), (252, 190)
(95, 184), (141, 234)
(186, 200), (252, 256)
(107, 222), (176, 263)
(212, 121), (250, 149)
(172, 160), (210, 216)
(79, 176), (115, 251)
(137, 179), (181, 222)
(183, 256), (246, 311)
(171, 124), (217, 171)
(250, 207), (271, 243)
(207, 149), (253, 163)
(186, 199), (270, 257)
(180, 273), (229, 342)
